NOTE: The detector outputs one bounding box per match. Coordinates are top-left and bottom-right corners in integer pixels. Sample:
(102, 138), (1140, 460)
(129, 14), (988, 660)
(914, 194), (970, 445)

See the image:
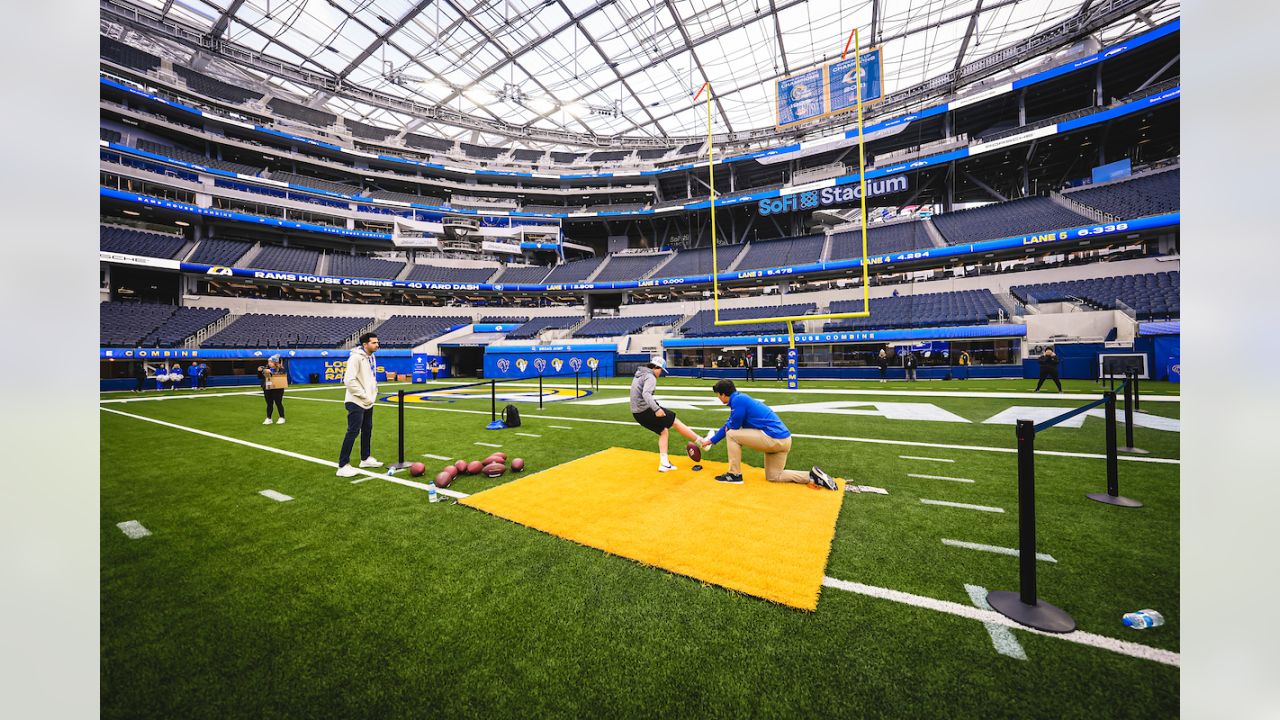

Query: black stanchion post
(387, 389), (411, 470)
(1088, 391), (1143, 507)
(539, 373), (543, 410)
(1119, 372), (1149, 454)
(987, 420), (1076, 633)
(575, 371), (580, 398)
(491, 379), (496, 422)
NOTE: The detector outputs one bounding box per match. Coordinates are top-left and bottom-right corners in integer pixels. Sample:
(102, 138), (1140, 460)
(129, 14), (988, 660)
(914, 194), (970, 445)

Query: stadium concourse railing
(985, 371), (1148, 633)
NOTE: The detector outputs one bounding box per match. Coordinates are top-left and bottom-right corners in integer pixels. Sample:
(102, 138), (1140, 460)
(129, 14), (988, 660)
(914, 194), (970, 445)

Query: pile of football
(413, 453), (527, 488)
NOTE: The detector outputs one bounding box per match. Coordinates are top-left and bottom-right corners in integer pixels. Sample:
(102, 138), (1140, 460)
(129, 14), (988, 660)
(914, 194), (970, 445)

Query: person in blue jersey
(188, 360), (202, 390)
(698, 379), (837, 489)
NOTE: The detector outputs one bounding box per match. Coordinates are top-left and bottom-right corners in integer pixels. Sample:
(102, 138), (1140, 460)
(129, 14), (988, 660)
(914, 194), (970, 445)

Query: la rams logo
(586, 357), (599, 370)
(533, 358), (547, 373)
(799, 191), (819, 210)
(569, 357), (583, 372)
(515, 358), (528, 373)
(1171, 364), (1180, 374)
(551, 358), (564, 373)
(497, 358), (511, 373)
(206, 266), (233, 276)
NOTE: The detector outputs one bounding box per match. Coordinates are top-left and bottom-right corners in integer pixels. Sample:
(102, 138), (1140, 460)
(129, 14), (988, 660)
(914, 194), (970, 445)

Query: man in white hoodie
(336, 332), (383, 477)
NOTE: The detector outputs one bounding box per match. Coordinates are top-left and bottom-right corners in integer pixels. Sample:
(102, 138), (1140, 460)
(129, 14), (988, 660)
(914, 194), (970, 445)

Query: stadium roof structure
(103, 0), (1180, 148)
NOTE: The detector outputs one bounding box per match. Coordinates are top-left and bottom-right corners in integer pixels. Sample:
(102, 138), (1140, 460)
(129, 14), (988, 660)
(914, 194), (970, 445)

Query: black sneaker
(714, 472), (744, 484)
(810, 467), (837, 490)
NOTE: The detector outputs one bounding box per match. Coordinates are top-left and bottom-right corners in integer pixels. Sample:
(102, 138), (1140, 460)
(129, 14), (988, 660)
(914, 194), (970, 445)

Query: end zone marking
(965, 584), (1028, 660)
(900, 455), (954, 463)
(259, 489), (293, 502)
(821, 576), (1179, 667)
(515, 432), (542, 438)
(921, 498), (1004, 513)
(116, 520), (151, 539)
(475, 442), (502, 448)
(944, 539), (1057, 563)
(908, 473), (974, 483)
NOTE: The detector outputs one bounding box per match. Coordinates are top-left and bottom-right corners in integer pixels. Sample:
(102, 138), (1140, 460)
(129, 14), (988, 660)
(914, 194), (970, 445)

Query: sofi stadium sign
(757, 175), (909, 216)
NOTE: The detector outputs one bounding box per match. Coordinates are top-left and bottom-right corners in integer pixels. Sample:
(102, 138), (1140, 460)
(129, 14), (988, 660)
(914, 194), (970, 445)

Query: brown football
(454, 460), (467, 473)
(436, 472), (454, 489)
(466, 460), (484, 475)
(511, 458), (525, 472)
(482, 462), (506, 478)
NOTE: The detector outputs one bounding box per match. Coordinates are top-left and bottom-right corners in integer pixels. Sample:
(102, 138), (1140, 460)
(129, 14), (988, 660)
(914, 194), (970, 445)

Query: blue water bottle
(1122, 609), (1164, 629)
(427, 481), (439, 503)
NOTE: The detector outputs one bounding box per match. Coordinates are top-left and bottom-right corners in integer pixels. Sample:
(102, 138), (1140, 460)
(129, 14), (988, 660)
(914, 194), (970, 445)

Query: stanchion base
(387, 462), (413, 471)
(1087, 492), (1143, 508)
(1118, 446), (1150, 455)
(486, 420), (507, 430)
(986, 591), (1076, 633)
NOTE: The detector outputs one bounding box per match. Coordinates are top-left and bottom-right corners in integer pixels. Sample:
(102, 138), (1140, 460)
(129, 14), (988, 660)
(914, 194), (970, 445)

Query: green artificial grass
(101, 379), (1179, 718)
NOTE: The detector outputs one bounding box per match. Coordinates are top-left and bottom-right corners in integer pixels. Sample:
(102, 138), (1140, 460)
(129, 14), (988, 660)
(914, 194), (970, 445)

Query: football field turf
(100, 376), (1179, 718)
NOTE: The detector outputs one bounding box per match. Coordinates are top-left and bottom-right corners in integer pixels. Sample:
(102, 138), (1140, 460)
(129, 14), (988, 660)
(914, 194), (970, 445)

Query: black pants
(745, 366), (754, 381)
(264, 388), (285, 418)
(198, 375), (208, 389)
(1035, 370), (1062, 392)
(339, 402), (374, 467)
(878, 366), (887, 380)
(776, 367), (784, 380)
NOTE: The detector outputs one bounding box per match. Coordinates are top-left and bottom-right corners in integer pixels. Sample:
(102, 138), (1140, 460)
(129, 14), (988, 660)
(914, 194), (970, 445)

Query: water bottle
(1122, 609), (1164, 629)
(427, 481), (439, 503)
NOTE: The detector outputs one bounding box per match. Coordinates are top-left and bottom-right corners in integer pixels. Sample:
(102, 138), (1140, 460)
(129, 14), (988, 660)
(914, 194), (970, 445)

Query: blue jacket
(709, 392), (791, 445)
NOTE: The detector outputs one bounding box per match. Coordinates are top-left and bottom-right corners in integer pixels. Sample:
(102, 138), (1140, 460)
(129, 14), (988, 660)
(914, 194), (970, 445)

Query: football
(686, 441), (702, 462)
(454, 459), (467, 473)
(436, 472), (453, 489)
(442, 465), (458, 480)
(511, 458), (525, 472)
(483, 462), (506, 478)
(466, 460), (484, 475)
(482, 453), (504, 466)
(409, 462), (426, 476)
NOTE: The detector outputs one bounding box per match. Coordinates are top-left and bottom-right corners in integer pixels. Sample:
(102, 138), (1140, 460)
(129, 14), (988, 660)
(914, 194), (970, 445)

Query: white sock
(660, 453), (670, 465)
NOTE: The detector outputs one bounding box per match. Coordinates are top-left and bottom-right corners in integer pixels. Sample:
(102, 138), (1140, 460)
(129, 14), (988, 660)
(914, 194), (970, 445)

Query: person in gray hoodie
(630, 356), (703, 472)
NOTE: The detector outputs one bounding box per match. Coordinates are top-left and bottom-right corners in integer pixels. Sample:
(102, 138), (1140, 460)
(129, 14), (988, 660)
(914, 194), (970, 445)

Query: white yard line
(259, 489), (293, 502)
(421, 453), (452, 460)
(908, 473), (974, 483)
(548, 425), (575, 430)
(116, 520), (151, 539)
(285, 395), (1180, 465)
(920, 499), (1005, 513)
(943, 539), (1057, 563)
(474, 442), (502, 448)
(965, 584), (1029, 660)
(515, 432), (542, 438)
(99, 407), (469, 499)
(900, 455), (955, 463)
(821, 576), (1179, 667)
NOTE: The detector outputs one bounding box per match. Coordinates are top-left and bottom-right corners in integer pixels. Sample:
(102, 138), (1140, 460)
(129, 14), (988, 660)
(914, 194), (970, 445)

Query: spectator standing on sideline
(188, 360), (202, 390)
(336, 333), (383, 477)
(903, 351), (918, 382)
(744, 352), (755, 382)
(775, 353), (786, 381)
(876, 349), (889, 383)
(958, 350), (971, 380)
(199, 362), (211, 389)
(133, 362), (147, 392)
(257, 355), (286, 424)
(1035, 346), (1063, 392)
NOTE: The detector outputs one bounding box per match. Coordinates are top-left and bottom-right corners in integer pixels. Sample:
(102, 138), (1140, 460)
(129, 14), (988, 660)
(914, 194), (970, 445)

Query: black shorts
(632, 408), (677, 435)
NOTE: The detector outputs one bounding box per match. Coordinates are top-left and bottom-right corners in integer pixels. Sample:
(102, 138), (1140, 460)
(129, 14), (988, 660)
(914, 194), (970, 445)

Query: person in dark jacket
(1035, 347), (1062, 392)
(876, 349), (889, 383)
(775, 353), (786, 381)
(903, 351), (918, 382)
(258, 355), (287, 424)
(744, 352), (755, 382)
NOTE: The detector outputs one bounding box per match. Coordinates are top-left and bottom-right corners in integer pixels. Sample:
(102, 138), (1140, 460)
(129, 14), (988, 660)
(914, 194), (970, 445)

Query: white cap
(650, 356), (667, 371)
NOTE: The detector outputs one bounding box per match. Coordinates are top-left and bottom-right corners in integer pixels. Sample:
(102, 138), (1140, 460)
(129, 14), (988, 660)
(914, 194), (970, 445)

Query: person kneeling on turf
(630, 356), (702, 472)
(699, 379), (837, 490)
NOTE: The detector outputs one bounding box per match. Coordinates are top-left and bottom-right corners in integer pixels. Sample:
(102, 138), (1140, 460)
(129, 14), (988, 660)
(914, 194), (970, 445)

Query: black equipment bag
(502, 403), (521, 428)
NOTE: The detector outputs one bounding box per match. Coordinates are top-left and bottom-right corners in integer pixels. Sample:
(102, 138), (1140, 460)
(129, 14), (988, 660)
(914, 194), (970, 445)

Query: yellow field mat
(460, 446), (844, 610)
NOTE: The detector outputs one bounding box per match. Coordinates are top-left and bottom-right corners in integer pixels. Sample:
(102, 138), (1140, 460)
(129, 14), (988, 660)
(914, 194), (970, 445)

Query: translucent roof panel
(130, 0), (1181, 142)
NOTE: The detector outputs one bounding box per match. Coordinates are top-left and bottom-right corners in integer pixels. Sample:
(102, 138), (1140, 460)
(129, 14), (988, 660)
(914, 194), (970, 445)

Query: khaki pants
(725, 429), (810, 484)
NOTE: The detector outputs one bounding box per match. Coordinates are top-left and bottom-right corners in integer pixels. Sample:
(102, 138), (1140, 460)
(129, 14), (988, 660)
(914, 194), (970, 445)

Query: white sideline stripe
(99, 382), (416, 404)
(474, 442), (502, 448)
(900, 455), (954, 463)
(116, 520), (151, 539)
(908, 473), (974, 483)
(415, 379), (1180, 403)
(921, 498), (1005, 513)
(548, 425), (575, 430)
(285, 396), (1180, 465)
(421, 453), (452, 460)
(821, 576), (1179, 667)
(943, 539), (1057, 563)
(259, 489), (293, 502)
(965, 584), (1028, 660)
(99, 407), (469, 500)
(515, 432), (542, 438)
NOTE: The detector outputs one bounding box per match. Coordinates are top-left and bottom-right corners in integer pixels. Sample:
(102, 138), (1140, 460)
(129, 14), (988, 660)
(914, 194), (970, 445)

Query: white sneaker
(276, 417), (286, 424)
(336, 464), (358, 477)
(263, 418), (274, 425)
(359, 457), (382, 468)
(658, 461), (677, 472)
